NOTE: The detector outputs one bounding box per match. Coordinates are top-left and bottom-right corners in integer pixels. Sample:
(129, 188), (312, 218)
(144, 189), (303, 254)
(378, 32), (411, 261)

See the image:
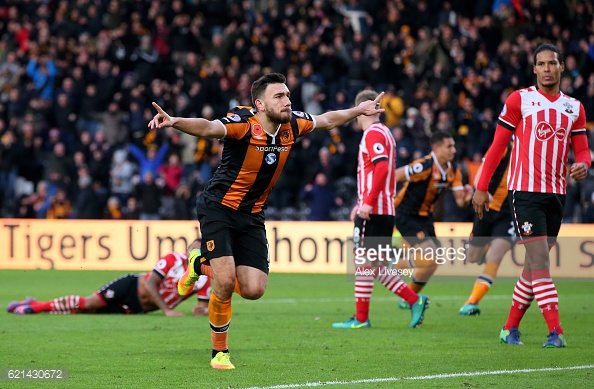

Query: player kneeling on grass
(7, 239), (210, 316)
(459, 143), (516, 316)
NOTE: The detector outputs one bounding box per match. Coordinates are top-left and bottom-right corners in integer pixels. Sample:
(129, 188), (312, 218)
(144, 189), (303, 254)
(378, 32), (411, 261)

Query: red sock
(532, 269), (562, 334)
(375, 266), (418, 305)
(355, 272), (373, 322)
(504, 270), (533, 330)
(30, 296), (86, 313)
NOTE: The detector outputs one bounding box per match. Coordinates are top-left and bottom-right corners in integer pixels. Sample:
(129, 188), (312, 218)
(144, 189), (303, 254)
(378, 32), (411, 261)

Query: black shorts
(95, 273), (143, 314)
(509, 190), (565, 245)
(196, 195), (269, 274)
(394, 212), (440, 247)
(353, 214), (394, 250)
(469, 205), (516, 247)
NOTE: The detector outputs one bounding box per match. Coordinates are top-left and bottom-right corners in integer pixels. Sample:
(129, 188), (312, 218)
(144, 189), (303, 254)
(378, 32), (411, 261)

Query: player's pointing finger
(152, 102), (165, 114)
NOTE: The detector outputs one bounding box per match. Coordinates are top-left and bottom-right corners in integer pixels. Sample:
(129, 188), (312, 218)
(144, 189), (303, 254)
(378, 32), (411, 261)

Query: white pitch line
(238, 364), (594, 389)
(231, 295), (511, 304)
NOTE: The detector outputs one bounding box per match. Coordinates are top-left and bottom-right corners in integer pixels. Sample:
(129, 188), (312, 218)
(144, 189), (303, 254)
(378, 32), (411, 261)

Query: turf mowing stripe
(238, 364), (594, 389)
(232, 295), (511, 304)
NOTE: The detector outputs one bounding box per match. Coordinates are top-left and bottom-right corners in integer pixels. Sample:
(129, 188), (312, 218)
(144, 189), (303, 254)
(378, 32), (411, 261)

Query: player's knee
(216, 276), (236, 295)
(238, 284), (266, 300)
(84, 294), (106, 311)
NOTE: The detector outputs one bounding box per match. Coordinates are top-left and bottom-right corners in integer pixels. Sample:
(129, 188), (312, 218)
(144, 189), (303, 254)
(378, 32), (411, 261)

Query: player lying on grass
(7, 240), (210, 316)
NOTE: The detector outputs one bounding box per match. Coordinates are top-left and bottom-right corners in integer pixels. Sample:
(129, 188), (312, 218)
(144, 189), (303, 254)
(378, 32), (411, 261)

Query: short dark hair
(354, 90), (378, 106)
(251, 73), (287, 106)
(430, 131), (453, 146)
(533, 43), (564, 65)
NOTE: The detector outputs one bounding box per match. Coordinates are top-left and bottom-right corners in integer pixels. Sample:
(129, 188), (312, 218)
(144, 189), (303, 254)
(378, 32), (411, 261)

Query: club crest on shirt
(521, 221), (533, 235)
(206, 240), (215, 251)
(252, 124), (263, 137)
(281, 130), (290, 142)
(416, 231), (425, 239)
(563, 101), (573, 114)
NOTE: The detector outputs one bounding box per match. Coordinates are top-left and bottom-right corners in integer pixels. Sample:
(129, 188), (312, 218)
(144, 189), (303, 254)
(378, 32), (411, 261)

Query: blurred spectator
(299, 172), (343, 221)
(46, 188), (73, 219)
(380, 86), (405, 128)
(172, 183), (194, 220)
(104, 196), (124, 220)
(133, 172), (162, 220)
(26, 54), (57, 101)
(110, 149), (136, 205)
(393, 126), (414, 168)
(74, 175), (103, 219)
(158, 153), (183, 197)
(127, 142), (169, 177)
(43, 142), (72, 190)
(122, 197), (140, 220)
(0, 129), (19, 208)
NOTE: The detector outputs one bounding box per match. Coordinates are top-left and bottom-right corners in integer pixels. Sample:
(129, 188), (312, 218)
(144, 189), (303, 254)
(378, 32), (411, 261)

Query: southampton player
(8, 240), (210, 316)
(332, 90), (429, 330)
(473, 44), (591, 347)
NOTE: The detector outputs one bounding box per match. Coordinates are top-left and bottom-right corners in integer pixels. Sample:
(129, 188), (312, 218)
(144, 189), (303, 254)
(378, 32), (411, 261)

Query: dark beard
(540, 80), (558, 89)
(266, 109), (291, 124)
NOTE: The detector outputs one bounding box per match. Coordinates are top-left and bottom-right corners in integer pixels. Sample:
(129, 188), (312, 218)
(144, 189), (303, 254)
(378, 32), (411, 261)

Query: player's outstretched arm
(313, 92), (385, 131)
(145, 272), (184, 316)
(395, 166), (407, 184)
(148, 102), (226, 139)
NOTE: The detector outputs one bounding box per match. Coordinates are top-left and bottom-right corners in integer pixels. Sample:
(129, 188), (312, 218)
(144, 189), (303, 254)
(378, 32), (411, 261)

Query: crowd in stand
(0, 0), (594, 222)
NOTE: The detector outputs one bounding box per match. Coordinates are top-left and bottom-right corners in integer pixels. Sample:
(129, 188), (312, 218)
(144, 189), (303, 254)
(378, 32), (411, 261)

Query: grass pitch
(1, 270), (593, 388)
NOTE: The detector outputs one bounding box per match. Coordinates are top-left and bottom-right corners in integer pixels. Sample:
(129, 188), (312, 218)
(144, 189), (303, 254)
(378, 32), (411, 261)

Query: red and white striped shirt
(498, 86), (587, 194)
(357, 122), (396, 215)
(146, 252), (209, 309)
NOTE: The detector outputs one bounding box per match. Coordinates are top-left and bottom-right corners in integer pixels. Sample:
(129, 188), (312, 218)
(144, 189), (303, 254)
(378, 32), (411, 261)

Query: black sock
(212, 349), (229, 358)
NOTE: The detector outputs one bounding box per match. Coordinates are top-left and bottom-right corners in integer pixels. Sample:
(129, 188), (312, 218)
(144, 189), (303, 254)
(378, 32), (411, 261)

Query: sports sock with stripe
(504, 269), (534, 330)
(465, 262), (499, 305)
(209, 292), (232, 354)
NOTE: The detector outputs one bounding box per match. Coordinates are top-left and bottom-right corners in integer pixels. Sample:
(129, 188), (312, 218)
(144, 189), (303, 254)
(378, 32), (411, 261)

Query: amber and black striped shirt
(394, 152), (464, 217)
(202, 107), (315, 213)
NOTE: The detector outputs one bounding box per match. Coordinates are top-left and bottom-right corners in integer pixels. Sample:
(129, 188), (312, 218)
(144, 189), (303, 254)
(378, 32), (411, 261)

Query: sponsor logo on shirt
(255, 146), (289, 152)
(535, 121), (567, 142)
(265, 153), (277, 165)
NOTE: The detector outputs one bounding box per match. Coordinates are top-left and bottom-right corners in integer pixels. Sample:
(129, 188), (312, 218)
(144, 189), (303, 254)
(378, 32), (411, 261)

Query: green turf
(1, 270), (593, 389)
